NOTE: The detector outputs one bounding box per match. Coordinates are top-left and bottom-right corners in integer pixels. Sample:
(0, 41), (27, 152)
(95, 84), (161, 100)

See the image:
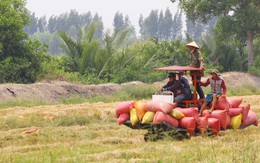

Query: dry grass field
(0, 95), (259, 163)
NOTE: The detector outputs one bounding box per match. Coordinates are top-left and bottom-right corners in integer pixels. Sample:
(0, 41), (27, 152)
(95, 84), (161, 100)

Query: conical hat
(186, 41), (199, 49)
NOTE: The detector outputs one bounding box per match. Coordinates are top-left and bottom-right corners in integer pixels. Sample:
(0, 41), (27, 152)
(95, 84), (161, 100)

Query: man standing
(198, 69), (227, 116)
(186, 41), (205, 99)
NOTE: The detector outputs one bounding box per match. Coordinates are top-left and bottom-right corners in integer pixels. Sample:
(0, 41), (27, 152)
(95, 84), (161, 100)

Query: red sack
(179, 117), (196, 136)
(115, 101), (134, 118)
(227, 97), (243, 108)
(228, 107), (243, 117)
(165, 114), (179, 128)
(176, 107), (198, 117)
(203, 110), (227, 129)
(153, 111), (166, 124)
(241, 110), (258, 128)
(208, 118), (221, 135)
(214, 96), (229, 111)
(241, 104), (250, 122)
(145, 101), (176, 113)
(196, 115), (208, 135)
(117, 113), (129, 125)
(225, 115), (231, 129)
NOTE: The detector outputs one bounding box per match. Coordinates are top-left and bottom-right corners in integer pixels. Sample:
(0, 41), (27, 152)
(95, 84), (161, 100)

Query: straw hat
(186, 41), (199, 49)
(210, 69), (220, 76)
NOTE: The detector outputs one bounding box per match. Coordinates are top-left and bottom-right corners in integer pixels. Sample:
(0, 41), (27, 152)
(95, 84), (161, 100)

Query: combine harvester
(115, 66), (259, 141)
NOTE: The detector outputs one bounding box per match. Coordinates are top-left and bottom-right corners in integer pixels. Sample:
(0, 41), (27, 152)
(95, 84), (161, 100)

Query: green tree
(139, 10), (159, 38)
(172, 9), (183, 40)
(97, 29), (131, 81)
(24, 12), (38, 35)
(160, 8), (173, 40)
(58, 22), (100, 74)
(113, 12), (125, 32)
(201, 34), (246, 71)
(0, 0), (45, 83)
(185, 18), (205, 42)
(172, 0), (260, 70)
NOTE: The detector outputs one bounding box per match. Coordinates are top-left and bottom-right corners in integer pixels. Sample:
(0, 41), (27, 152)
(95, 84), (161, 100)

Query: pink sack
(117, 113), (130, 125)
(176, 107), (199, 117)
(179, 117), (196, 136)
(208, 118), (221, 135)
(165, 114), (179, 128)
(145, 101), (177, 113)
(241, 104), (250, 122)
(241, 110), (258, 128)
(203, 110), (227, 129)
(196, 115), (208, 135)
(227, 97), (243, 108)
(153, 111), (166, 124)
(115, 101), (134, 118)
(228, 107), (243, 117)
(225, 115), (231, 129)
(214, 96), (229, 111)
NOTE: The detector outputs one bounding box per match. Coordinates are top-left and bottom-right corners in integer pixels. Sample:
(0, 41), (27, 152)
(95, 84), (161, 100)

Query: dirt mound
(0, 72), (258, 102)
(0, 81), (146, 102)
(218, 72), (260, 87)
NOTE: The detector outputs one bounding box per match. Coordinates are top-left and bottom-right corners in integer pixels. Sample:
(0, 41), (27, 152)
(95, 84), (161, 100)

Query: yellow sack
(130, 109), (139, 126)
(230, 114), (242, 130)
(142, 111), (155, 124)
(170, 109), (185, 119)
(134, 101), (146, 120)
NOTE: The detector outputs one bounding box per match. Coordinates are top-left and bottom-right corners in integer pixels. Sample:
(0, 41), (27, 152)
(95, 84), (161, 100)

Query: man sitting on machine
(160, 72), (191, 104)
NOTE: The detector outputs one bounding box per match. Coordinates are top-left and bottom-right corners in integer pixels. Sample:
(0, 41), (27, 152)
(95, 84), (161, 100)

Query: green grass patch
(60, 84), (158, 104)
(227, 84), (260, 96)
(0, 99), (48, 109)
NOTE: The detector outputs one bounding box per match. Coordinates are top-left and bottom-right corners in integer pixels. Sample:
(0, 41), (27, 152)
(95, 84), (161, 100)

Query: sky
(26, 0), (179, 32)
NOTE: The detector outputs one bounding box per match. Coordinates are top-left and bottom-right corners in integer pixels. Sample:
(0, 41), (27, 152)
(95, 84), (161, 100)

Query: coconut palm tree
(58, 21), (100, 74)
(97, 29), (131, 80)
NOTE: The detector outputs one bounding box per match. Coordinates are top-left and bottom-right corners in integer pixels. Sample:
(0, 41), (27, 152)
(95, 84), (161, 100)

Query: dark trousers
(191, 76), (205, 99)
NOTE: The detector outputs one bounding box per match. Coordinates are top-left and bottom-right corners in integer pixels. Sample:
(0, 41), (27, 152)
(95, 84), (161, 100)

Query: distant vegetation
(0, 0), (259, 84)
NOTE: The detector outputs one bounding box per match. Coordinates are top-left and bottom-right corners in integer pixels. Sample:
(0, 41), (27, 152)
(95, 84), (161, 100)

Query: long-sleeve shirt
(162, 80), (185, 96)
(200, 76), (227, 95)
(190, 49), (203, 68)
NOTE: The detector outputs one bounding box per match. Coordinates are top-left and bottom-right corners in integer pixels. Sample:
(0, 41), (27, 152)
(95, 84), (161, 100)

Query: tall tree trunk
(247, 30), (254, 69)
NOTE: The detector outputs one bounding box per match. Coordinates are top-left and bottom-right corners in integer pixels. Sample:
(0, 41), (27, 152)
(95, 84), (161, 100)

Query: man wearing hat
(186, 41), (205, 99)
(160, 72), (188, 103)
(198, 69), (227, 116)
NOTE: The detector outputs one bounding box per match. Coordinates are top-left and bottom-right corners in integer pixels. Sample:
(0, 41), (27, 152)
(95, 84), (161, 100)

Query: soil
(0, 72), (259, 102)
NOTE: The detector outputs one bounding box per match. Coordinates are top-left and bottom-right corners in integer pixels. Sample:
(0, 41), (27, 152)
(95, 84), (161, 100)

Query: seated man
(178, 71), (192, 100)
(160, 73), (188, 103)
(198, 69), (227, 116)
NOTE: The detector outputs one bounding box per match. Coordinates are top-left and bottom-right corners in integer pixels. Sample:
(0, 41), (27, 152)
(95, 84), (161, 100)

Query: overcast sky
(26, 0), (179, 31)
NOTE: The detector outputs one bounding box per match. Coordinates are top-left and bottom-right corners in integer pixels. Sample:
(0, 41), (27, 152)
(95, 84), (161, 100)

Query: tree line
(24, 8), (218, 55)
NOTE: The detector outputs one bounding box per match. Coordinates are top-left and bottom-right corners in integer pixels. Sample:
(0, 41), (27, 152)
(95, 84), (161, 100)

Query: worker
(178, 71), (192, 100)
(198, 69), (227, 116)
(186, 41), (205, 99)
(160, 72), (188, 103)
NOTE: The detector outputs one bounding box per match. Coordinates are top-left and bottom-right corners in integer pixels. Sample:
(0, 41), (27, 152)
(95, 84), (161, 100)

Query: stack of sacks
(115, 97), (258, 137)
(207, 96), (258, 130)
(227, 97), (258, 129)
(116, 101), (210, 136)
